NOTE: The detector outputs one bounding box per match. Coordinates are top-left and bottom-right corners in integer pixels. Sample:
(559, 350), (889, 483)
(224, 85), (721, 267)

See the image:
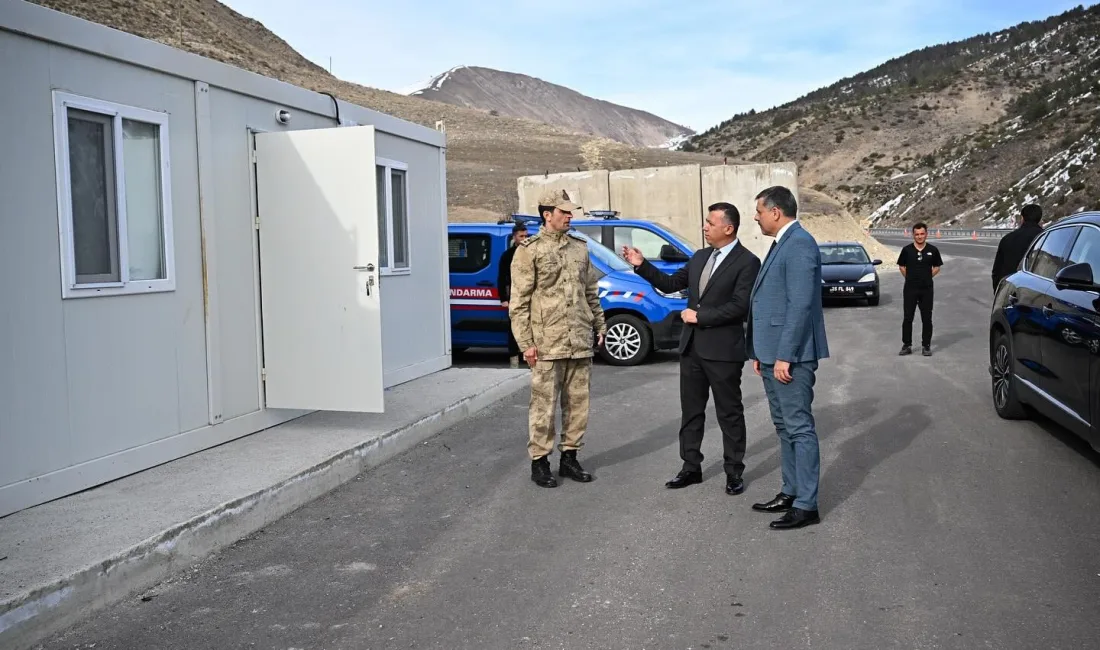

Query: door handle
(1041, 304), (1054, 317)
(476, 280), (494, 287)
(353, 263), (376, 272)
(1007, 292), (1018, 305)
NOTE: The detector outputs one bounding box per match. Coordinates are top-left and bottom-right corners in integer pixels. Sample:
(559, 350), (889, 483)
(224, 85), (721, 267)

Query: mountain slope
(686, 3), (1100, 227)
(405, 65), (693, 148)
(27, 0), (720, 218)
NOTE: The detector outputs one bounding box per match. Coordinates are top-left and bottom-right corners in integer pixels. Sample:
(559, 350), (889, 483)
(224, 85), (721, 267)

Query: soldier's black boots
(531, 456), (558, 488)
(558, 450), (594, 483)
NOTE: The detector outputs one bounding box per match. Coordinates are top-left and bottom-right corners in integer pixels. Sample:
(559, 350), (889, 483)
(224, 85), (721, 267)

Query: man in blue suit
(746, 186), (830, 530)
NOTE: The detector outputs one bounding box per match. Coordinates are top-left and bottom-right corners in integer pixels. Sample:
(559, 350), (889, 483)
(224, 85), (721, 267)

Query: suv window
(448, 234), (492, 273)
(613, 226), (672, 259)
(1024, 232), (1047, 273)
(1029, 226), (1078, 279)
(1066, 226), (1100, 272)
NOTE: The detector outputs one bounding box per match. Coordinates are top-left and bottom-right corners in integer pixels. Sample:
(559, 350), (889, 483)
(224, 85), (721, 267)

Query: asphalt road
(39, 253), (1100, 650)
(874, 234), (1002, 262)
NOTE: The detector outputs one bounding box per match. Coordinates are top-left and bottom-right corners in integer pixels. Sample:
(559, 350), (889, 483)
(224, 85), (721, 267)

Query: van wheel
(600, 314), (651, 366)
(991, 331), (1026, 420)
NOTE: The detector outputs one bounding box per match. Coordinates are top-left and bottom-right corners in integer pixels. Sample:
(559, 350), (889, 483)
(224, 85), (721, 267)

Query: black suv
(989, 211), (1100, 452)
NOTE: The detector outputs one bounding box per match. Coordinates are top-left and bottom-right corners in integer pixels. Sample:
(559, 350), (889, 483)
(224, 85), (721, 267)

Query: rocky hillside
(29, 0), (720, 219)
(404, 65), (693, 149)
(686, 3), (1100, 227)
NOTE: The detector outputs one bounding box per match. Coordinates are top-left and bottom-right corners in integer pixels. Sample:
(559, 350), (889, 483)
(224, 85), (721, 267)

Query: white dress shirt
(709, 238), (739, 273)
(774, 220), (798, 245)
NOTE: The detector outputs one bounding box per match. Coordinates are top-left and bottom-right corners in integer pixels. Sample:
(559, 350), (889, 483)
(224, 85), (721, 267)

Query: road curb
(0, 372), (529, 650)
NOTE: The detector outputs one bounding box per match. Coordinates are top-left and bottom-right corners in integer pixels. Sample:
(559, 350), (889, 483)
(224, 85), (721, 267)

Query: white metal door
(254, 125), (384, 412)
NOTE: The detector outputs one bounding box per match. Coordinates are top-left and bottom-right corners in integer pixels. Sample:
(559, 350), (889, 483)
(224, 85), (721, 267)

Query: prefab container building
(0, 0), (452, 517)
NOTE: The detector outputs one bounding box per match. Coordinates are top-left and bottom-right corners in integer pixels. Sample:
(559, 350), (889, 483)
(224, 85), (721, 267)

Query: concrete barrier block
(517, 170), (610, 216)
(609, 164), (704, 249)
(701, 162), (799, 260)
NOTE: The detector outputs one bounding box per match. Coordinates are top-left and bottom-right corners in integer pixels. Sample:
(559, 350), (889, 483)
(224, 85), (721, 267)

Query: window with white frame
(53, 92), (175, 298)
(375, 157), (410, 274)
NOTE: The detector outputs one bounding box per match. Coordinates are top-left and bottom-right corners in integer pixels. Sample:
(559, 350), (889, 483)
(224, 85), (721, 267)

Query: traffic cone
(936, 229), (942, 238)
(903, 228), (909, 236)
(971, 231), (977, 240)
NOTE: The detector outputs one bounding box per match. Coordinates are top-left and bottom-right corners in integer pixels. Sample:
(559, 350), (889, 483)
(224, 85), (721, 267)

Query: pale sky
(221, 0), (1092, 132)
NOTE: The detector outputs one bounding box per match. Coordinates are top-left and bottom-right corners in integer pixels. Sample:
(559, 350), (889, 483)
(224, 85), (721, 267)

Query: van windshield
(661, 226), (696, 252)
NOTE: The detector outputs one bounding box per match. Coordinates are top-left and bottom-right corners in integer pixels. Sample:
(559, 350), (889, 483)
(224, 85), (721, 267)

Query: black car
(819, 241), (882, 306)
(989, 211), (1100, 453)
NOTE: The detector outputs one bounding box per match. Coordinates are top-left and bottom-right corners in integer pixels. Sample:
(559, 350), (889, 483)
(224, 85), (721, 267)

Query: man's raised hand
(621, 246), (645, 267)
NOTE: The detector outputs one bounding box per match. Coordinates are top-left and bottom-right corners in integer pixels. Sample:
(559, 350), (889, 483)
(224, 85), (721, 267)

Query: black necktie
(764, 240), (777, 263)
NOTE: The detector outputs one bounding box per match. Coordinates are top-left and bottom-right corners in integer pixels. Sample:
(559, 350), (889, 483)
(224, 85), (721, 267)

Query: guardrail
(868, 227), (1008, 240)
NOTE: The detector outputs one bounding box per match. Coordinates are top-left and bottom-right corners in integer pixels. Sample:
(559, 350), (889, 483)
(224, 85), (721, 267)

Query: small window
(1030, 226), (1078, 279)
(1024, 232), (1047, 273)
(574, 226), (603, 244)
(448, 235), (492, 274)
(53, 92), (174, 298)
(376, 157), (410, 275)
(613, 226), (672, 259)
(1066, 226), (1100, 272)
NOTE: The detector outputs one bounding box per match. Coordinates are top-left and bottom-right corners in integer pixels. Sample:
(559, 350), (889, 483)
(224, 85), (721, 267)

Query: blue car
(448, 219), (688, 365)
(515, 211), (697, 275)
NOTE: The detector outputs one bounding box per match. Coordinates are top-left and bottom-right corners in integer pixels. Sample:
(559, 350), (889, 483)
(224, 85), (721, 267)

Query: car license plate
(829, 286), (854, 294)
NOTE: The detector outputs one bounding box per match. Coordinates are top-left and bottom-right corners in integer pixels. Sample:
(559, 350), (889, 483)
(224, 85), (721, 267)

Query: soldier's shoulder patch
(520, 233), (540, 246)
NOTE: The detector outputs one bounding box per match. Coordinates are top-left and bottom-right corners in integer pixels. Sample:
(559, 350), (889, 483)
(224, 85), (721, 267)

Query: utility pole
(177, 0), (184, 46)
(329, 57), (333, 74)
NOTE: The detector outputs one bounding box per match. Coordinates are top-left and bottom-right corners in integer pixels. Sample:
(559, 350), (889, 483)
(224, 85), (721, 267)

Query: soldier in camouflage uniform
(509, 189), (607, 488)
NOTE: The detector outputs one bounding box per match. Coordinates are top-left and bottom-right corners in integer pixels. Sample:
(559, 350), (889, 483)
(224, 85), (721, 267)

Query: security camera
(275, 109), (292, 125)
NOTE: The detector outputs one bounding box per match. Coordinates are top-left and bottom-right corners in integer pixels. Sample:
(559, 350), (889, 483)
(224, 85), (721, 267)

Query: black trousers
(902, 284), (934, 347)
(678, 343), (747, 478)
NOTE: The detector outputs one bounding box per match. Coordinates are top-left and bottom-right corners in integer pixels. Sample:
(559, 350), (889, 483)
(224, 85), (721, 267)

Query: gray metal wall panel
(207, 87), (335, 420)
(374, 131), (448, 375)
(44, 43), (211, 456)
(0, 32), (74, 485)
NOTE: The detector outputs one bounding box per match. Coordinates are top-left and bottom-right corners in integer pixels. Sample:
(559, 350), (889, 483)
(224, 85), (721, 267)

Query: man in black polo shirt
(897, 222), (943, 357)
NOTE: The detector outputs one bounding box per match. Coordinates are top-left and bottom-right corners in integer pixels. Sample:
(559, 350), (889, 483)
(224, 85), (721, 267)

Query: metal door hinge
(261, 367), (267, 381)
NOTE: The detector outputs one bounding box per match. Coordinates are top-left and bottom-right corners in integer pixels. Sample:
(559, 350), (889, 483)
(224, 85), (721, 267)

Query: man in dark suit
(623, 202), (761, 495)
(991, 203), (1044, 292)
(497, 222), (529, 368)
(747, 186), (830, 530)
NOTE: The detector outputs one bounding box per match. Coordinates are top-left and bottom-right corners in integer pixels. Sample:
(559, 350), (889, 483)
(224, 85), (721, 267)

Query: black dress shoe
(725, 476), (745, 495)
(665, 470), (702, 489)
(531, 457), (558, 488)
(558, 450), (594, 483)
(769, 507), (820, 530)
(751, 492), (794, 512)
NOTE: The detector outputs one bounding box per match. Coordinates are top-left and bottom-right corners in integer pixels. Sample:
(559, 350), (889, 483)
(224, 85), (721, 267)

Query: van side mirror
(1054, 262), (1097, 291)
(872, 259), (882, 266)
(660, 244), (689, 263)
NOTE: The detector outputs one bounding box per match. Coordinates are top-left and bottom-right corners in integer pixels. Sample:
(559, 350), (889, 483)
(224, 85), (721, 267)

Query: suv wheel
(600, 314), (652, 366)
(991, 331), (1026, 420)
